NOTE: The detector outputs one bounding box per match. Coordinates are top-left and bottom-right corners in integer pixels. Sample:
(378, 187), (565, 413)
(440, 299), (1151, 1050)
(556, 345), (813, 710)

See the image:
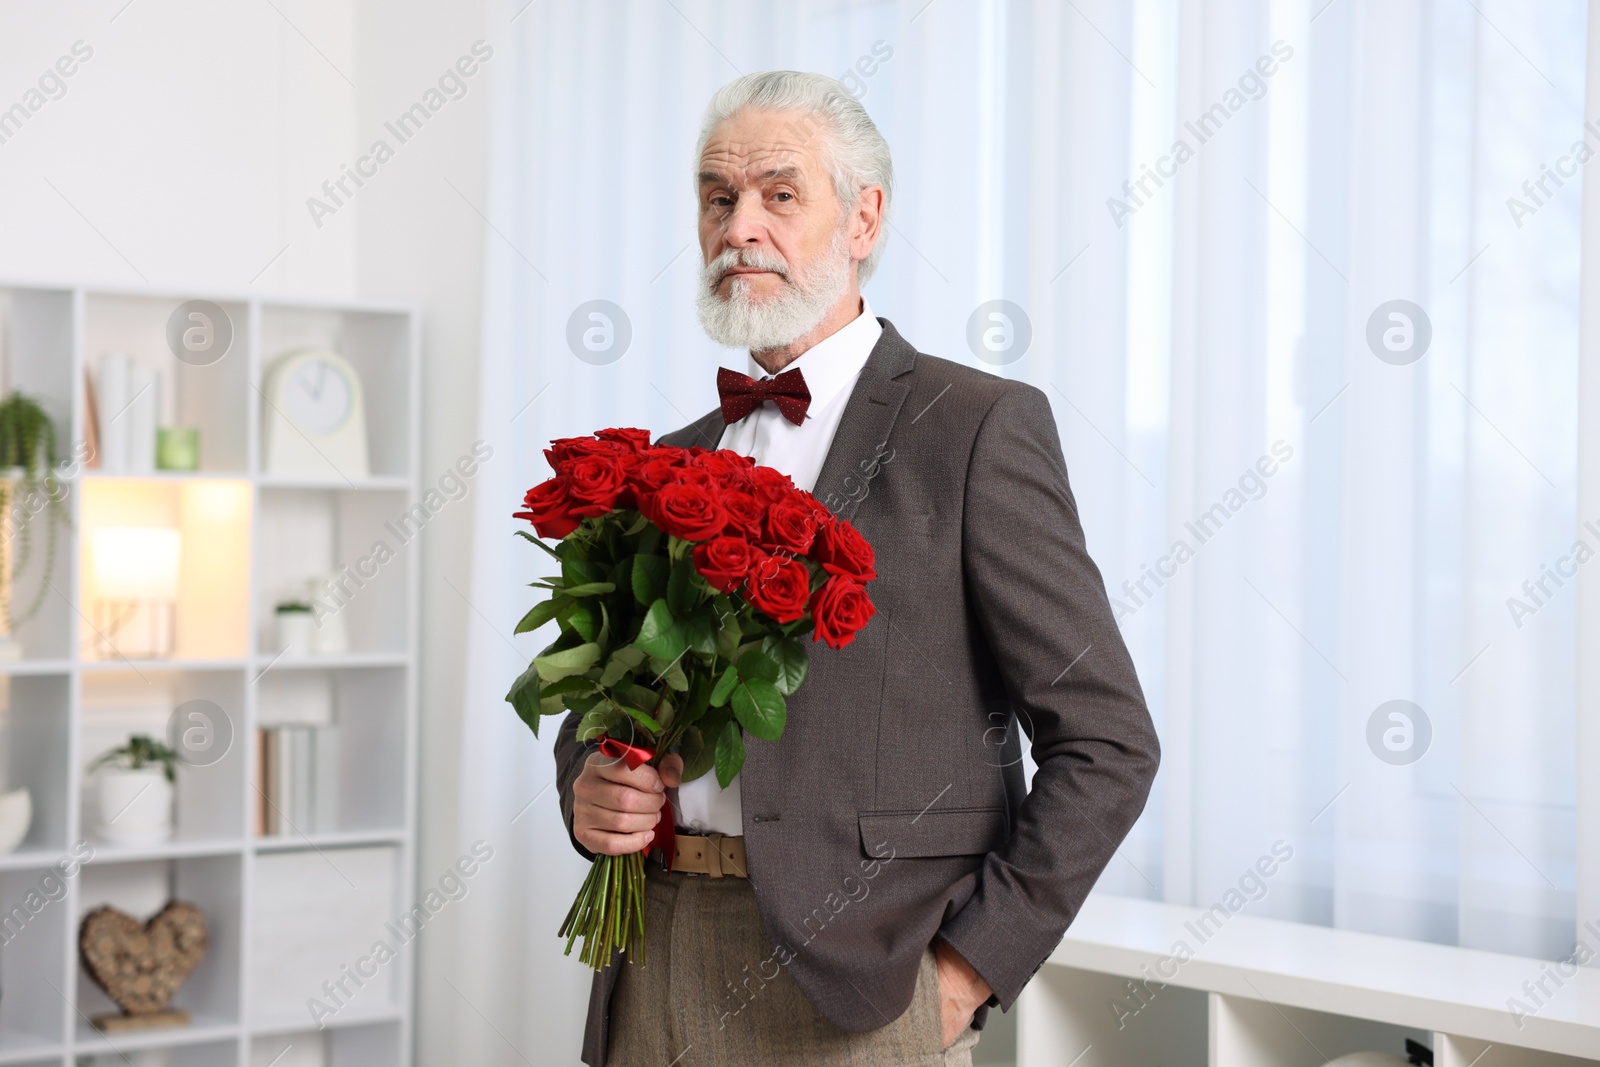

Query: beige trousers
(605, 862), (983, 1066)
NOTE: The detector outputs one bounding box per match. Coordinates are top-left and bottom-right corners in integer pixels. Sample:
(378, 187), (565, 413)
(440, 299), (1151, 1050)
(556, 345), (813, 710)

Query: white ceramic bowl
(0, 787), (32, 855)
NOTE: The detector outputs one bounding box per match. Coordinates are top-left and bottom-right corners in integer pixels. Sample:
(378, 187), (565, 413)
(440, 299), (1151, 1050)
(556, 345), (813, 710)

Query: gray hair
(695, 71), (894, 286)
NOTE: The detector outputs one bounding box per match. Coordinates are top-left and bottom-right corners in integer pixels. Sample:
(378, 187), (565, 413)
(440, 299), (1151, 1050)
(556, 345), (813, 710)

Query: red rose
(631, 456), (687, 497)
(513, 476), (581, 539)
(565, 454), (632, 516)
(719, 490), (765, 539)
(812, 518), (876, 581)
(646, 482), (727, 541)
(636, 446), (687, 466)
(798, 493), (835, 527)
(693, 537), (766, 593)
(761, 500), (818, 555)
(745, 554), (811, 623)
(750, 465), (797, 503)
(545, 435), (625, 470)
(809, 576), (876, 649)
(595, 427), (653, 451)
(692, 449), (755, 487)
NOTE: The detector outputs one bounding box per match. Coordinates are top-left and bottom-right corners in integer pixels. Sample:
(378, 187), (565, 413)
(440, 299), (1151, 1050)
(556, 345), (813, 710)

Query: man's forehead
(698, 138), (820, 182)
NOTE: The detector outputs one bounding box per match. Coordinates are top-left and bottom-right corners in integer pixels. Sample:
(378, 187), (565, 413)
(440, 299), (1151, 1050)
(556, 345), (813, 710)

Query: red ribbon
(596, 734), (675, 873)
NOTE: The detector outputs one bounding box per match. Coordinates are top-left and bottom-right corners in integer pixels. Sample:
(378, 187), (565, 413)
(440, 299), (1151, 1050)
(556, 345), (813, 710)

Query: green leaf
(622, 511), (650, 536)
(515, 596), (566, 635)
(667, 554), (700, 614)
(714, 720), (746, 788)
(730, 678), (786, 741)
(505, 660), (542, 736)
(709, 665), (738, 707)
(561, 581), (616, 598)
(658, 657), (689, 692)
(598, 646), (647, 688)
(636, 523), (663, 558)
(633, 599), (687, 661)
(569, 601), (599, 642)
(617, 700), (663, 735)
(542, 675), (595, 698)
(632, 555), (668, 605)
(678, 726), (714, 783)
(713, 597), (742, 659)
(735, 649), (780, 684)
(681, 605), (718, 657)
(576, 707), (618, 742)
(539, 675), (594, 716)
(679, 672), (711, 729)
(562, 555), (603, 589)
(533, 642), (602, 682)
(762, 636), (809, 696)
(565, 689), (604, 715)
(514, 528), (562, 558)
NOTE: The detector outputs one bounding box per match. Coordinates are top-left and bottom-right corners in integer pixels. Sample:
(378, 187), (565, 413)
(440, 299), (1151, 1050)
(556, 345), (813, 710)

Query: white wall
(0, 3), (487, 1063)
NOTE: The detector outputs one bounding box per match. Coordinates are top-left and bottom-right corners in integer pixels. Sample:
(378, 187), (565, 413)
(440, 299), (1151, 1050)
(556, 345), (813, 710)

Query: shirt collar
(745, 294), (883, 416)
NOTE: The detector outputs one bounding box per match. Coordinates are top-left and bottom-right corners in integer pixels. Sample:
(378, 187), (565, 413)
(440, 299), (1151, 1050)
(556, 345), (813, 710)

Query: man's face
(696, 108), (847, 303)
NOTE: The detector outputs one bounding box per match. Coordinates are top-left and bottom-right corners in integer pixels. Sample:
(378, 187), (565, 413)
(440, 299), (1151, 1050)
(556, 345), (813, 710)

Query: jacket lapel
(808, 318), (916, 523)
(655, 406), (725, 451)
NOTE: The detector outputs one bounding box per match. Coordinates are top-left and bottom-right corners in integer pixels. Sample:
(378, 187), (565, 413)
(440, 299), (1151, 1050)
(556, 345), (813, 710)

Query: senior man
(555, 70), (1159, 1067)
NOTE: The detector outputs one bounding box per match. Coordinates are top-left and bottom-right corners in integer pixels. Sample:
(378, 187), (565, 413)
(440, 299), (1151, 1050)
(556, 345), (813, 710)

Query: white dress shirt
(673, 295), (884, 837)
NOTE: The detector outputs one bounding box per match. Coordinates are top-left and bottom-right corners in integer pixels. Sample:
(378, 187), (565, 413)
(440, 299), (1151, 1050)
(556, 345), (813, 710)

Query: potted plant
(274, 598), (315, 654)
(89, 734), (177, 844)
(0, 393), (69, 659)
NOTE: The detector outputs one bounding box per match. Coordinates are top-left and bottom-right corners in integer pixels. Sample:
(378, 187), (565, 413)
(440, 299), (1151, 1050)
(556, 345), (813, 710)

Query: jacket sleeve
(934, 382), (1160, 1011)
(554, 710), (600, 862)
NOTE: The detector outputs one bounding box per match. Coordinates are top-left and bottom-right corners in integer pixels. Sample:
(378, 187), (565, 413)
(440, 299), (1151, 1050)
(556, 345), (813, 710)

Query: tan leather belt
(654, 831), (748, 878)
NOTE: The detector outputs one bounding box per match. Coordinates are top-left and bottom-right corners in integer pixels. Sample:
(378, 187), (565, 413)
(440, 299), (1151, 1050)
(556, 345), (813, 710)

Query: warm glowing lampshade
(93, 527), (181, 600)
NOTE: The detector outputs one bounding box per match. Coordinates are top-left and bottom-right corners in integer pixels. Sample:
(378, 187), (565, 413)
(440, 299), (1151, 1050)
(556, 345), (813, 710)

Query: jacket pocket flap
(858, 807), (1008, 859)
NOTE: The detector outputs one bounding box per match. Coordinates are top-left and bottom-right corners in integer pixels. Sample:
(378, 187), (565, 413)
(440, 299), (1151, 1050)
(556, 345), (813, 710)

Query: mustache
(705, 249), (792, 289)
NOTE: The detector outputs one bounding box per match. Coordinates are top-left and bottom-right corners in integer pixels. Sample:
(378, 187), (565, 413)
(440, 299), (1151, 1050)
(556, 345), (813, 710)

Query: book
(256, 725), (340, 837)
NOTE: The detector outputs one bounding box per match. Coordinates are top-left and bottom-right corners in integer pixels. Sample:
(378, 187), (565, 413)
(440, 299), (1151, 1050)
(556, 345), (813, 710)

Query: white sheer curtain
(447, 1), (1592, 1062)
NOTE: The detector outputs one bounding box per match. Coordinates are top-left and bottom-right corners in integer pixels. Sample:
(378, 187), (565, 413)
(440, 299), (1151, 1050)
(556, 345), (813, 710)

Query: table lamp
(92, 527), (180, 659)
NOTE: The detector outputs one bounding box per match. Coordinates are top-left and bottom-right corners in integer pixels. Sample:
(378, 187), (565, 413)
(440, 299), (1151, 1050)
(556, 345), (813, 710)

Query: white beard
(696, 224), (853, 353)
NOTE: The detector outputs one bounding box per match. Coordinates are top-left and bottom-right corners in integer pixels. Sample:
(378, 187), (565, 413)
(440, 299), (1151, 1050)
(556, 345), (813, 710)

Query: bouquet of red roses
(506, 427), (877, 969)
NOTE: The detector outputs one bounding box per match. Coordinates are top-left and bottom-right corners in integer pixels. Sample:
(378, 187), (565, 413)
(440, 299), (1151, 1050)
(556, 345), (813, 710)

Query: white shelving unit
(1019, 894), (1600, 1067)
(0, 282), (419, 1067)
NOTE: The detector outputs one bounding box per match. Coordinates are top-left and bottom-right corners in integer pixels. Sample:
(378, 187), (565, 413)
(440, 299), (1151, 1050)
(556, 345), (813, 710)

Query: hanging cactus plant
(0, 393), (69, 632)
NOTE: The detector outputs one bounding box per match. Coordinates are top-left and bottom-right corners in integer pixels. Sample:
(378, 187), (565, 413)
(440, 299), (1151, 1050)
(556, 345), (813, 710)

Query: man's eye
(773, 192), (793, 202)
(709, 195), (732, 207)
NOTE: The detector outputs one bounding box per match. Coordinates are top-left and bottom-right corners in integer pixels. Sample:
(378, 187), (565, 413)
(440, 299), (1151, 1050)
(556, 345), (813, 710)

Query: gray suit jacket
(555, 317), (1159, 1066)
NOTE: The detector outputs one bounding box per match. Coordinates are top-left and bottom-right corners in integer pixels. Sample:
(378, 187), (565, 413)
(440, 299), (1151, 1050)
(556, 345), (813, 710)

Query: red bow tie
(716, 366), (811, 426)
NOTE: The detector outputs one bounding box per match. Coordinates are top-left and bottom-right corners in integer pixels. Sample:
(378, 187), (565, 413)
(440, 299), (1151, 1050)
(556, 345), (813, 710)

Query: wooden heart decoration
(79, 901), (208, 1015)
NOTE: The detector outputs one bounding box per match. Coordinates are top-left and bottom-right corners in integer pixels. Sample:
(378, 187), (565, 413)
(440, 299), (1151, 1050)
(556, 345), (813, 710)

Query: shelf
(0, 659), (72, 676)
(0, 280), (419, 1066)
(256, 474), (412, 491)
(250, 1003), (403, 1036)
(254, 829), (405, 853)
(253, 650), (407, 672)
(73, 1015), (237, 1052)
(1028, 893), (1600, 1064)
(78, 471), (249, 482)
(83, 837), (245, 864)
(80, 657), (249, 672)
(0, 847), (67, 872)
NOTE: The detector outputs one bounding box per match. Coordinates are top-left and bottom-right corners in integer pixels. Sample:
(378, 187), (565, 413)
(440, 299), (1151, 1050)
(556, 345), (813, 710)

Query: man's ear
(851, 185), (885, 265)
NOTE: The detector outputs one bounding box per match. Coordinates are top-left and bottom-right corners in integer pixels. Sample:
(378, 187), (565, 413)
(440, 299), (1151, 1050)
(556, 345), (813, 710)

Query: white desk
(1018, 894), (1600, 1067)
